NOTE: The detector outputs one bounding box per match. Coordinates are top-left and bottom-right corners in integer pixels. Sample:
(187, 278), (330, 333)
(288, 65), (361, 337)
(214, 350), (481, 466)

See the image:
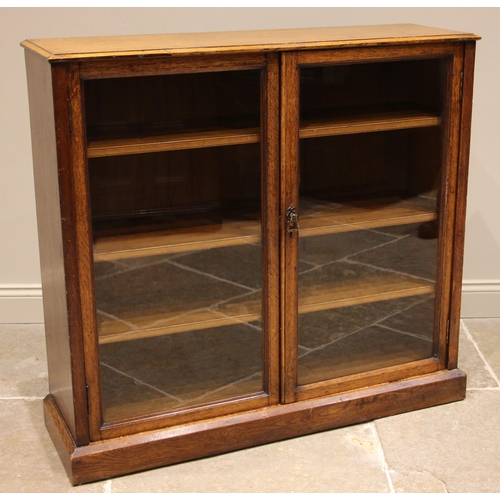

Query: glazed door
(80, 54), (280, 437)
(280, 44), (465, 402)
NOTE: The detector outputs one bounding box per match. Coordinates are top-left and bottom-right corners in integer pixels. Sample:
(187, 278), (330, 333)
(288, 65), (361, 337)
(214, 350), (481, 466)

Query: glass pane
(85, 70), (264, 421)
(297, 58), (446, 385)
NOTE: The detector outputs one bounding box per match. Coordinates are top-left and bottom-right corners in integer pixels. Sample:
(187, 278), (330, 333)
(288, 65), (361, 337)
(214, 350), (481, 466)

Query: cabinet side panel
(24, 50), (78, 439)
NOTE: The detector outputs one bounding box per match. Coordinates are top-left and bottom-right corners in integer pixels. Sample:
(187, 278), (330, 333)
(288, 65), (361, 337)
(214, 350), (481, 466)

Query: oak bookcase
(22, 24), (479, 485)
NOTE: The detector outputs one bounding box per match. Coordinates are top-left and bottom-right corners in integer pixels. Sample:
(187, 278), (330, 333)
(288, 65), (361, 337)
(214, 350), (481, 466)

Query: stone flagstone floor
(1, 318), (500, 492)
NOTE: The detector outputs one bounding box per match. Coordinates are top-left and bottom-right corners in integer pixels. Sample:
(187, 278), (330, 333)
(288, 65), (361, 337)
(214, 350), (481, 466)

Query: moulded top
(21, 24), (480, 61)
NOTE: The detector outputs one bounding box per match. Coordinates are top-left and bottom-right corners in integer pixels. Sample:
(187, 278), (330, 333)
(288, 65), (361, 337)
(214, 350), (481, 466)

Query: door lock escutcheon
(286, 204), (299, 234)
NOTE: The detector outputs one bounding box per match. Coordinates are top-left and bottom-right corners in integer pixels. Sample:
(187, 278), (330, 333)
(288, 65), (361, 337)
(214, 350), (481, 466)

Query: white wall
(1, 7), (499, 322)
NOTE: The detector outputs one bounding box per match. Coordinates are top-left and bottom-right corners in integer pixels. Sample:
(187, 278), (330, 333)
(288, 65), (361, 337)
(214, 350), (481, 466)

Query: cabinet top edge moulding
(21, 23), (480, 61)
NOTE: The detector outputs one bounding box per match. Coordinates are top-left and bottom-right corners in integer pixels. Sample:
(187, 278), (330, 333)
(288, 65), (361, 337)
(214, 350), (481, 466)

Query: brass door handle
(286, 204), (299, 234)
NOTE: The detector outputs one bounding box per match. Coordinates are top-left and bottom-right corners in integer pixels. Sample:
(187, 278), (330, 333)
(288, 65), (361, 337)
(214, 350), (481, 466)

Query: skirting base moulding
(0, 285), (43, 323)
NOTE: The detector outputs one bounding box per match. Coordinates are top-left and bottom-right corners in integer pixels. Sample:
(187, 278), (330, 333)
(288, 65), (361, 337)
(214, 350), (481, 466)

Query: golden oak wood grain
(65, 63), (105, 443)
(431, 44), (465, 367)
(87, 108), (440, 159)
(260, 52), (281, 405)
(93, 195), (435, 261)
(300, 109), (440, 138)
(101, 392), (269, 432)
(25, 51), (76, 435)
(96, 267), (432, 344)
(298, 195), (437, 236)
(25, 51), (92, 445)
(93, 218), (261, 262)
(78, 53), (267, 79)
(87, 127), (260, 158)
(295, 357), (440, 402)
(63, 370), (466, 485)
(447, 41), (477, 369)
(100, 392), (270, 440)
(280, 51), (300, 404)
(43, 395), (76, 479)
(21, 24), (479, 61)
(296, 41), (460, 66)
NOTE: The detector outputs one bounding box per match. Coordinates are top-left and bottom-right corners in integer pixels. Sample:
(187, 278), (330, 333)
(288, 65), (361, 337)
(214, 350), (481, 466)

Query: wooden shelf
(93, 195), (436, 262)
(93, 216), (261, 262)
(98, 273), (434, 344)
(87, 108), (440, 159)
(87, 127), (261, 158)
(299, 195), (437, 237)
(300, 108), (441, 139)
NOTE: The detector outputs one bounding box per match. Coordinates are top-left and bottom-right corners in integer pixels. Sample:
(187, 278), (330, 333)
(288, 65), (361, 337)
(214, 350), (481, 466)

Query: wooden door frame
(66, 53), (282, 440)
(279, 42), (467, 403)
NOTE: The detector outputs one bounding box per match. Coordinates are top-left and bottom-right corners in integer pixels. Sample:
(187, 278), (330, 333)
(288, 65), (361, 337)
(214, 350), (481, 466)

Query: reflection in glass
(297, 59), (445, 385)
(297, 224), (437, 385)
